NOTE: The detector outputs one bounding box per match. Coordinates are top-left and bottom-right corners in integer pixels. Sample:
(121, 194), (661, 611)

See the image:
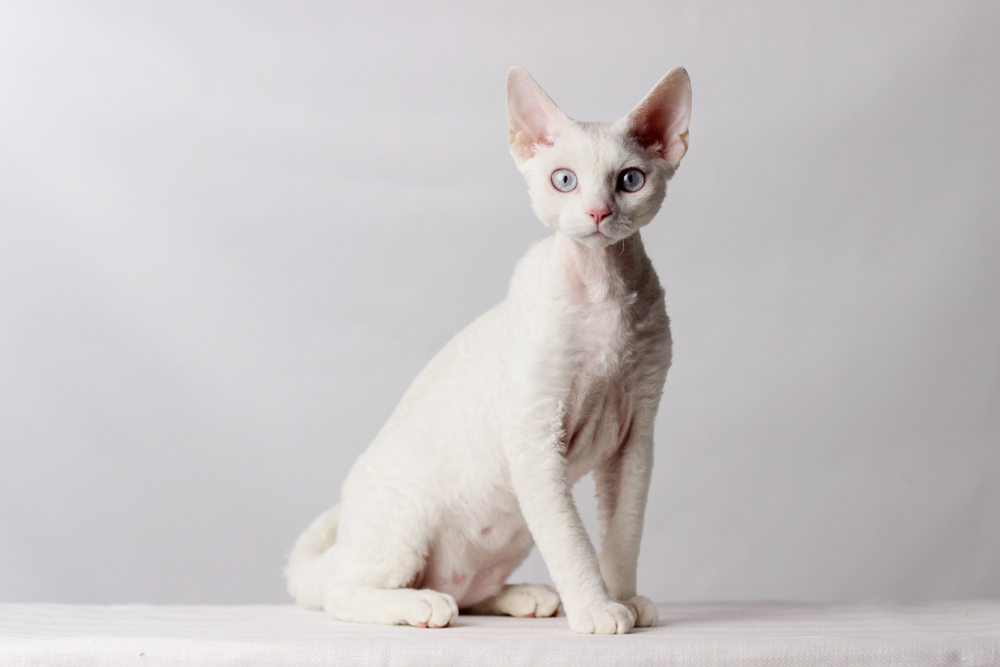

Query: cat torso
(337, 231), (670, 608)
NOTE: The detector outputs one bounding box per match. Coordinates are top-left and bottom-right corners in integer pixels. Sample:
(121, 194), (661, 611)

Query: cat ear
(626, 68), (691, 170)
(506, 66), (569, 161)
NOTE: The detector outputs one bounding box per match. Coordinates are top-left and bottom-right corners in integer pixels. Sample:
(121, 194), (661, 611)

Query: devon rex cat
(287, 65), (691, 635)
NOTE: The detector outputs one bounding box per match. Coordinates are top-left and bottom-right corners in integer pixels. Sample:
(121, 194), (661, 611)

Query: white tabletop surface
(1, 600), (998, 666)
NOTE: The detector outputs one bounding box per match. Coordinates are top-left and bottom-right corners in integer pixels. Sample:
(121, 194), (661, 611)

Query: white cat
(286, 65), (691, 635)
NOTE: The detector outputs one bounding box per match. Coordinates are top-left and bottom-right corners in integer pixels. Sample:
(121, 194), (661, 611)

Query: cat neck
(552, 231), (651, 300)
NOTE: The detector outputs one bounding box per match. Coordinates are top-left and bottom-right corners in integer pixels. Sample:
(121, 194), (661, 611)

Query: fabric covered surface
(1, 601), (997, 666)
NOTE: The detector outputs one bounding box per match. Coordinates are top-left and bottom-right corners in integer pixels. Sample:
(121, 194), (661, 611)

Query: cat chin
(578, 236), (619, 250)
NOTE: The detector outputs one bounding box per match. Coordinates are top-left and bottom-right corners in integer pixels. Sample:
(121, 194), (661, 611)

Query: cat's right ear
(506, 66), (568, 161)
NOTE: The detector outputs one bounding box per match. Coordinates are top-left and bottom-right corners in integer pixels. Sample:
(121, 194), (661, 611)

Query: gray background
(2, 1), (997, 605)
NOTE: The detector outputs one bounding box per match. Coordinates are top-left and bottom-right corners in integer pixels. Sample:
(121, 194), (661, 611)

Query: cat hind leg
(319, 507), (459, 628)
(324, 584), (459, 628)
(465, 583), (561, 618)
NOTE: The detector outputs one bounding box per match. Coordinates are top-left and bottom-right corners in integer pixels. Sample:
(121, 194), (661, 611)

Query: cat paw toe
(406, 590), (458, 628)
(568, 600), (636, 634)
(621, 595), (658, 627)
(506, 584), (561, 618)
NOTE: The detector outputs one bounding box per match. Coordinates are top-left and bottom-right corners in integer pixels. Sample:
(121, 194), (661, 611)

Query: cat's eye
(617, 168), (645, 193)
(551, 169), (577, 192)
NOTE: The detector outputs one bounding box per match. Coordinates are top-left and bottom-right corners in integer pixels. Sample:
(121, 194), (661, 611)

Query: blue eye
(551, 169), (577, 192)
(617, 168), (645, 193)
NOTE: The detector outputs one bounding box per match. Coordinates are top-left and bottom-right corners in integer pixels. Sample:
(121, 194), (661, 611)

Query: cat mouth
(579, 229), (620, 247)
(584, 231), (613, 243)
(589, 227), (622, 240)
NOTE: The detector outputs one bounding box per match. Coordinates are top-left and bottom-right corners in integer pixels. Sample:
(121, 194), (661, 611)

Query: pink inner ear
(628, 69), (691, 168)
(509, 97), (552, 144)
(506, 67), (565, 153)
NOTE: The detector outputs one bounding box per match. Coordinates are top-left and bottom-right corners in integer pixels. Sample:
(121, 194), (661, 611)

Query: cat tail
(285, 504), (340, 610)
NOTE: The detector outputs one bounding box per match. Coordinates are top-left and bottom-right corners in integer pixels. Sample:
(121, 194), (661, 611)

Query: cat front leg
(507, 425), (637, 634)
(593, 413), (658, 627)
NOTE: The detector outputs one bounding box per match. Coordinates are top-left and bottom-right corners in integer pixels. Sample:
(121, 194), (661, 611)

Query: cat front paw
(567, 600), (636, 634)
(620, 594), (658, 627)
(403, 589), (459, 628)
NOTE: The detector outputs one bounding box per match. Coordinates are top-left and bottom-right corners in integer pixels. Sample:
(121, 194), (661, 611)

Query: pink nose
(588, 207), (611, 226)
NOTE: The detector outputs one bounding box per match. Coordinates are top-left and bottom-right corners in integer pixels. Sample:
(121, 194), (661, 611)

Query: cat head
(506, 66), (691, 249)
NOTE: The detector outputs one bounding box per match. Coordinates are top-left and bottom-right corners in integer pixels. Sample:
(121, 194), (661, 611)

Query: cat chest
(563, 385), (630, 477)
(558, 308), (647, 476)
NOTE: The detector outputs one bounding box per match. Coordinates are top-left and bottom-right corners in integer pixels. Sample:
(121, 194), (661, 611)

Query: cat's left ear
(626, 68), (692, 170)
(506, 66), (570, 161)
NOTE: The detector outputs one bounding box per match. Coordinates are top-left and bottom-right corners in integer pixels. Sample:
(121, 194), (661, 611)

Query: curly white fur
(287, 65), (691, 634)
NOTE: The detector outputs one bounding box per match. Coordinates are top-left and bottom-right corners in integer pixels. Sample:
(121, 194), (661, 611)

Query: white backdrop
(1, 1), (997, 605)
